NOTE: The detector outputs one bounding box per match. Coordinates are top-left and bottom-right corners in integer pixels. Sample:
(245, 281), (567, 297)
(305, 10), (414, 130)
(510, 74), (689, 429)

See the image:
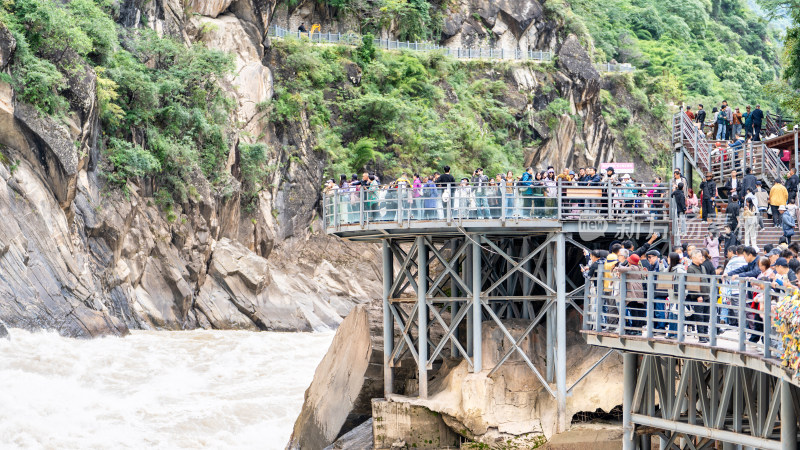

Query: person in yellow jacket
(769, 179), (788, 227)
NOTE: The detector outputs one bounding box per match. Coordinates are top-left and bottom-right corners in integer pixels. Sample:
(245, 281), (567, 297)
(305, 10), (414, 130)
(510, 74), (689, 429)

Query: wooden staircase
(672, 113), (787, 189)
(679, 213), (786, 251)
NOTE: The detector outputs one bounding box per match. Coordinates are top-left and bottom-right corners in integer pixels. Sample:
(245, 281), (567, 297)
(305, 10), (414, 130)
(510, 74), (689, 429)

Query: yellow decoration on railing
(774, 288), (800, 378)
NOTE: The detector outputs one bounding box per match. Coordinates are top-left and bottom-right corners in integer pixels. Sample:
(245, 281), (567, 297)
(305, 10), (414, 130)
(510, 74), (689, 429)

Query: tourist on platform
(743, 106), (754, 139)
(704, 231), (721, 268)
(711, 107), (719, 139)
(742, 167), (757, 199)
(685, 106), (695, 120)
(504, 170), (516, 217)
(720, 225), (740, 251)
(488, 178), (501, 218)
(700, 173), (717, 222)
(716, 105), (729, 140)
(412, 174), (423, 219)
(726, 194), (740, 233)
(471, 168), (490, 220)
(519, 167), (534, 217)
(672, 183), (687, 236)
(673, 169), (688, 194)
(782, 148), (792, 170)
(532, 171), (545, 217)
(787, 168), (799, 204)
(664, 252), (686, 338)
(743, 198), (759, 250)
(687, 250), (711, 342)
(616, 254), (648, 332)
(686, 188), (699, 216)
(732, 107), (743, 137)
(752, 105), (764, 141)
(453, 178), (475, 219)
(770, 179), (789, 227)
(782, 205), (796, 244)
(724, 171), (743, 202)
(695, 104), (706, 126)
(544, 169), (558, 218)
(422, 176), (438, 219)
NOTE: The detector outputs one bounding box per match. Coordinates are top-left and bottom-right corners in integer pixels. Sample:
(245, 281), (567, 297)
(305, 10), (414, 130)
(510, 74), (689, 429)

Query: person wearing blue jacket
(781, 204), (796, 244)
(728, 246), (760, 279)
(519, 167), (534, 217)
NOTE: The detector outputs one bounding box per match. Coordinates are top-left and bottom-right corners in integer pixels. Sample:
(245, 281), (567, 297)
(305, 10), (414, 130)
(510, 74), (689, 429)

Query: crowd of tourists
(323, 165), (670, 223)
(685, 102), (769, 142)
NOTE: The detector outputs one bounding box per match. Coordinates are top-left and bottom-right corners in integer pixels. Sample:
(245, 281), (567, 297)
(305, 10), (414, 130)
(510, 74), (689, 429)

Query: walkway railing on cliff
(582, 268), (790, 373)
(269, 25), (636, 72)
(323, 181), (669, 230)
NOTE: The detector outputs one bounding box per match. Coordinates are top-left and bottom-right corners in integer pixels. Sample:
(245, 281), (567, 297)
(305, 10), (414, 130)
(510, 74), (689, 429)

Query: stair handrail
(761, 142), (787, 182)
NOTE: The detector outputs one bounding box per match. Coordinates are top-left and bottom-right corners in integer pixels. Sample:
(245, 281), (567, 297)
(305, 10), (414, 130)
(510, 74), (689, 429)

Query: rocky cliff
(0, 0), (666, 337)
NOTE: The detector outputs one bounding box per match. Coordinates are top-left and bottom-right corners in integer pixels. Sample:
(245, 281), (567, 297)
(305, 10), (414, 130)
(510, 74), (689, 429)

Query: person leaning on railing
(615, 254), (649, 333)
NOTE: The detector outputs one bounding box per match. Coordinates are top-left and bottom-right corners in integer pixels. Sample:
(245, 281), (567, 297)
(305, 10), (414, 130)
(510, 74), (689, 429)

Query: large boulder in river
(287, 304), (374, 449)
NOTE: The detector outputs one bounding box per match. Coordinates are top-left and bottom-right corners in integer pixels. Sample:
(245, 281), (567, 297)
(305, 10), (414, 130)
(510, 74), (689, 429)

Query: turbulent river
(0, 328), (334, 449)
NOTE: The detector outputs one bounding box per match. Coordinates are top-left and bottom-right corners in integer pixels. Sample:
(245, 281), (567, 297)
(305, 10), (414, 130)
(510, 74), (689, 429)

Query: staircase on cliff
(671, 112), (787, 188)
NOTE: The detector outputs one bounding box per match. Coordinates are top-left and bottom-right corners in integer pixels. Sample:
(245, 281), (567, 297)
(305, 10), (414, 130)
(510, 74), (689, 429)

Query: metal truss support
(621, 353), (800, 450)
(417, 236), (428, 399)
(782, 380), (797, 450)
(383, 241), (394, 396)
(472, 234), (482, 373)
(556, 232), (568, 433)
(380, 232), (612, 434)
(624, 352), (637, 450)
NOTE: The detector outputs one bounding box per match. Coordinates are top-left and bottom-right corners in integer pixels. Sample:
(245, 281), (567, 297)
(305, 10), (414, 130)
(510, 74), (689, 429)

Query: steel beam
(416, 236), (428, 399)
(383, 240), (394, 396)
(782, 380), (797, 450)
(473, 234), (482, 373)
(547, 242), (555, 383)
(624, 352), (637, 450)
(631, 414), (783, 450)
(556, 233), (567, 433)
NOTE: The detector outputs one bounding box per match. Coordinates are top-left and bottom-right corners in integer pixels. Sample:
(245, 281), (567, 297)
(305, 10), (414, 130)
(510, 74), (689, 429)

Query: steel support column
(383, 240), (394, 396)
(450, 239), (459, 358)
(782, 380), (797, 450)
(472, 235), (482, 373)
(556, 233), (567, 433)
(416, 236), (428, 399)
(546, 242), (555, 383)
(624, 352), (637, 450)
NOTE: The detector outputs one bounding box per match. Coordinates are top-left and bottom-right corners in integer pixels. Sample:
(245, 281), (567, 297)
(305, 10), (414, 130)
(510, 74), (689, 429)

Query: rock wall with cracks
(0, 0), (662, 337)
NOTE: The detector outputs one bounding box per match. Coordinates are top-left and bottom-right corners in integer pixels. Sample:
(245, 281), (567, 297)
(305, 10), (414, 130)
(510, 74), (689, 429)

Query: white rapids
(0, 328), (334, 449)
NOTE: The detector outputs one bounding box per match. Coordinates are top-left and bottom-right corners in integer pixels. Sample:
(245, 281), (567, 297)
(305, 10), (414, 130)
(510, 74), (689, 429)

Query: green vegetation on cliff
(563, 0), (780, 107)
(269, 36), (547, 179)
(1, 0), (235, 205)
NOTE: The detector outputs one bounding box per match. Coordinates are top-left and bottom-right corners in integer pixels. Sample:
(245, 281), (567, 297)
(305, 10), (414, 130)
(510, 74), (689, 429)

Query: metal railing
(322, 181), (670, 230)
(268, 25), (552, 62)
(583, 268), (787, 364)
(674, 113), (787, 183)
(594, 62), (635, 73)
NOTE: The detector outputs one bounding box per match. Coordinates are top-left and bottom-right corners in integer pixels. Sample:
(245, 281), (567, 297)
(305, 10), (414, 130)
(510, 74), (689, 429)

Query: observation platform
(582, 269), (799, 449)
(324, 182), (671, 242)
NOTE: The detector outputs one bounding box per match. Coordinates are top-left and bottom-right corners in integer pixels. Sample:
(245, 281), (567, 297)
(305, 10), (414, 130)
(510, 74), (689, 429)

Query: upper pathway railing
(323, 181), (670, 232)
(269, 25), (635, 72)
(583, 267), (792, 378)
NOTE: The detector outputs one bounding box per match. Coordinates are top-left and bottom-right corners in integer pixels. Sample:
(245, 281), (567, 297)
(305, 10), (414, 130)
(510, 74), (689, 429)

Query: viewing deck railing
(583, 268), (788, 368)
(323, 181), (670, 231)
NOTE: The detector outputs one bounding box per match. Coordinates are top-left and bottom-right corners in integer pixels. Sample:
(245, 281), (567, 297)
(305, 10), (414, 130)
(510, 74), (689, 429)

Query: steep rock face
(401, 315), (623, 443)
(442, 0), (556, 52)
(288, 304), (373, 449)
